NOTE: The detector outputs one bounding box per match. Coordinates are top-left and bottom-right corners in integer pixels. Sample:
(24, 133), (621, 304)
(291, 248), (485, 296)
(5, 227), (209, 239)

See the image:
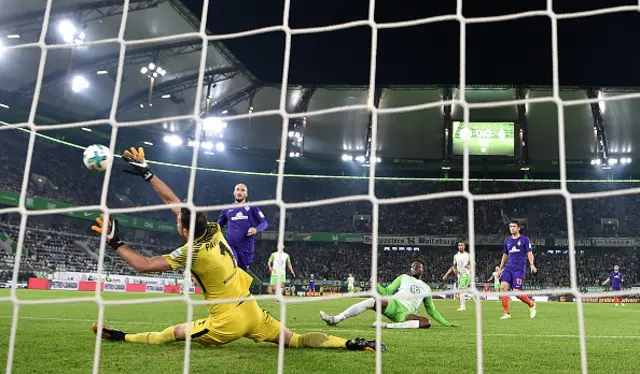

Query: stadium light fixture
(203, 117), (226, 134)
(341, 154), (353, 162)
(96, 70), (108, 75)
(204, 151), (215, 155)
(71, 75), (89, 93)
(355, 155), (366, 163)
(595, 159), (601, 165)
(376, 157), (382, 163)
(215, 142), (225, 152)
(81, 127), (92, 132)
(140, 63), (167, 106)
(201, 141), (214, 151)
(161, 94), (171, 99)
(0, 103), (9, 109)
(58, 20), (85, 44)
(221, 110), (228, 115)
(163, 135), (183, 147)
(143, 141), (153, 146)
(6, 34), (20, 39)
(609, 158), (618, 165)
(288, 131), (294, 138)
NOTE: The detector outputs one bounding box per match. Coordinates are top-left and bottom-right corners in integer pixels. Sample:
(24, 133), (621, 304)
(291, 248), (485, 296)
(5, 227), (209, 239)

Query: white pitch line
(1, 315), (639, 340)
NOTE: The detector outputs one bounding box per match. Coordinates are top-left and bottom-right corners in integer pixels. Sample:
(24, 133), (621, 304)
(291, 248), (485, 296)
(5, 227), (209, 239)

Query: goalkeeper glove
(91, 216), (125, 251)
(122, 147), (154, 181)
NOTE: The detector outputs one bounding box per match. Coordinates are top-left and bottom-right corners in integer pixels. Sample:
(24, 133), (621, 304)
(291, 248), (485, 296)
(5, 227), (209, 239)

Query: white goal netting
(3, 1), (640, 373)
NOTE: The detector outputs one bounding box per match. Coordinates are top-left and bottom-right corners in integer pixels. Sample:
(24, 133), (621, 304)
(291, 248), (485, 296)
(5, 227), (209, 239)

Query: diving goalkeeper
(90, 148), (384, 352)
(320, 260), (455, 329)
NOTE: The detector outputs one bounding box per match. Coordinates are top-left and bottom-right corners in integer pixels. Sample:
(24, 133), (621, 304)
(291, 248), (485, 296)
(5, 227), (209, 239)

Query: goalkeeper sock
(501, 296), (510, 314)
(459, 293), (466, 308)
(383, 320), (421, 329)
(289, 333), (347, 349)
(335, 298), (375, 322)
(124, 326), (176, 344)
(518, 295), (534, 308)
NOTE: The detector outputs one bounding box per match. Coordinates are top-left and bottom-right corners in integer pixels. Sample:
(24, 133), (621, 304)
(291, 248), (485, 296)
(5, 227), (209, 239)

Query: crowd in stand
(1, 132), (640, 288)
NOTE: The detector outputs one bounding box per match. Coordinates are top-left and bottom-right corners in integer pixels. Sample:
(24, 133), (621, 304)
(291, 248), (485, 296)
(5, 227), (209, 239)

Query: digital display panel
(452, 121), (515, 156)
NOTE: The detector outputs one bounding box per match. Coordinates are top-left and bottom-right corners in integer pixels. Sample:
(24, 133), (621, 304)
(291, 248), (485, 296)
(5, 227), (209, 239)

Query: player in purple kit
(308, 274), (316, 293)
(499, 220), (537, 320)
(217, 184), (268, 271)
(602, 265), (624, 306)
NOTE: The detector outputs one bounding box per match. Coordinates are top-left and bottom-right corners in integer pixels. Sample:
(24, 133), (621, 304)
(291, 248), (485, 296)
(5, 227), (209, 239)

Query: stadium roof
(1, 0), (640, 173)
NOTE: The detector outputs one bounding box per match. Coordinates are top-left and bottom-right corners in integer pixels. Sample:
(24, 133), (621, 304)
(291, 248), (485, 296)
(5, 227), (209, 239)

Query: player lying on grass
(90, 180), (384, 352)
(499, 220), (537, 320)
(320, 260), (455, 329)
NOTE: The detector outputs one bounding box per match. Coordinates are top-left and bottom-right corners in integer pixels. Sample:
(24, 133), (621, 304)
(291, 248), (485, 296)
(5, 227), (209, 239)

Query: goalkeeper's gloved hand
(91, 216), (125, 250)
(122, 146), (154, 181)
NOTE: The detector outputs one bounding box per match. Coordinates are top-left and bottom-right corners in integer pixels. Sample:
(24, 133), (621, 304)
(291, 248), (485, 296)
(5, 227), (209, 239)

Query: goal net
(2, 1), (640, 374)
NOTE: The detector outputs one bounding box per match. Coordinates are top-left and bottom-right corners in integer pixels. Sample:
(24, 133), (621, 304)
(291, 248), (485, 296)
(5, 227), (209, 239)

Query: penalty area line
(1, 315), (639, 340)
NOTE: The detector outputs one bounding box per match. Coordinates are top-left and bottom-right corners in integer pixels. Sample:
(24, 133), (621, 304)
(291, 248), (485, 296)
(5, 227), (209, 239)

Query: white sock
(383, 320), (420, 329)
(335, 298), (375, 322)
(460, 294), (466, 308)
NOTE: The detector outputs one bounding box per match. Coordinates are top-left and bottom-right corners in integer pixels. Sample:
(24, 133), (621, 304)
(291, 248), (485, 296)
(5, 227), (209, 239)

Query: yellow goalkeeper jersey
(163, 222), (253, 317)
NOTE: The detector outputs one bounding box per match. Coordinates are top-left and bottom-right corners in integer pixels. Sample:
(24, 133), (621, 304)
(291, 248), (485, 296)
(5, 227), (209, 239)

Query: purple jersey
(609, 271), (623, 290)
(217, 205), (268, 267)
(503, 235), (532, 272)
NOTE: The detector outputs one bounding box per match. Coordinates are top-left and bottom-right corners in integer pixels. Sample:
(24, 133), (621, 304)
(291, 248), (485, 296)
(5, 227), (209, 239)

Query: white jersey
(347, 276), (355, 287)
(453, 252), (471, 276)
(269, 251), (290, 275)
(393, 274), (432, 314)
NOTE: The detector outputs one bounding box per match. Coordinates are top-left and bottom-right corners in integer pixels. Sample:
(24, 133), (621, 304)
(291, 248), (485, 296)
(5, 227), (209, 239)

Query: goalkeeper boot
(92, 322), (126, 341)
(319, 311), (338, 326)
(346, 337), (387, 352)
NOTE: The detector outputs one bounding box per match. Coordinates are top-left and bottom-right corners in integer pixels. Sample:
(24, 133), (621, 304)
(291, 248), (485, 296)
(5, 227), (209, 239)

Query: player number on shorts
(516, 278), (522, 286)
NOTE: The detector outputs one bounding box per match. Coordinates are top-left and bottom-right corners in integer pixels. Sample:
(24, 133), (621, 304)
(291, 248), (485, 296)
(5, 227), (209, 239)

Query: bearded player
(499, 220), (537, 320)
(93, 151), (383, 352)
(453, 241), (472, 311)
(602, 265), (624, 306)
(320, 260), (455, 330)
(218, 183), (268, 271)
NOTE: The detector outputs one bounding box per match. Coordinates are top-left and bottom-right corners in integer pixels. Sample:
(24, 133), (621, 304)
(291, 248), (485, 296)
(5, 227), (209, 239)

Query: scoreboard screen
(452, 121), (515, 156)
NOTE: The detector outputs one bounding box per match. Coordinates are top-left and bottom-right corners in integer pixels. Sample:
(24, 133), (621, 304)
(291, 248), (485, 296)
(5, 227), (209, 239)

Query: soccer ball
(82, 144), (111, 172)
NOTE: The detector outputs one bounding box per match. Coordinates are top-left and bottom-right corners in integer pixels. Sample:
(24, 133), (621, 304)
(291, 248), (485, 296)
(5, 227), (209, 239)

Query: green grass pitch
(1, 290), (638, 374)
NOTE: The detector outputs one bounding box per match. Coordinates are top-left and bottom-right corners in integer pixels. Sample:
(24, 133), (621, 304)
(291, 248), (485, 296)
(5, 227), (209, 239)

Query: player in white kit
(346, 274), (355, 293)
(453, 242), (472, 311)
(320, 260), (455, 329)
(267, 247), (295, 294)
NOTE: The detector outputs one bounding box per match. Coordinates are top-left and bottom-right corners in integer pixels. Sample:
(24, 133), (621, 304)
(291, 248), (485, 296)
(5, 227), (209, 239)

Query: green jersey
(376, 274), (451, 327)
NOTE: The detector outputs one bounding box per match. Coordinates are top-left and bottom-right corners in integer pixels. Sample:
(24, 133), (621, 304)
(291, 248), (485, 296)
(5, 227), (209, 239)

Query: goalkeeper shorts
(189, 300), (281, 347)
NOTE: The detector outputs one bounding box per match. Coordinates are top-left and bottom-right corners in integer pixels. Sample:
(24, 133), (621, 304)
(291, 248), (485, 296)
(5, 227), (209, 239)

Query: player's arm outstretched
(122, 147), (182, 217)
(442, 266), (454, 281)
(422, 296), (454, 327)
(376, 276), (402, 295)
(91, 216), (171, 273)
(287, 256), (295, 278)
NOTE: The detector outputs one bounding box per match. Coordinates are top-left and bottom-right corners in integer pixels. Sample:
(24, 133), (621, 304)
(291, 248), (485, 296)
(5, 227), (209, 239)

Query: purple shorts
(612, 287), (621, 291)
(230, 248), (253, 271)
(500, 268), (525, 290)
(308, 284), (316, 292)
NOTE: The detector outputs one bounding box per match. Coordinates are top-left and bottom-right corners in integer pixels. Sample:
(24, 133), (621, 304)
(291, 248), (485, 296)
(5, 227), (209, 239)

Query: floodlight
(71, 75), (89, 93)
(163, 135), (183, 147)
(215, 142), (225, 152)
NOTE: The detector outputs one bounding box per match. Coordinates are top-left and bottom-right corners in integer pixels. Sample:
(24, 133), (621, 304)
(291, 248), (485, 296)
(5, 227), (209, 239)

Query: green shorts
(382, 300), (410, 323)
(347, 285), (355, 292)
(270, 274), (286, 286)
(458, 274), (471, 289)
(494, 283), (500, 291)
